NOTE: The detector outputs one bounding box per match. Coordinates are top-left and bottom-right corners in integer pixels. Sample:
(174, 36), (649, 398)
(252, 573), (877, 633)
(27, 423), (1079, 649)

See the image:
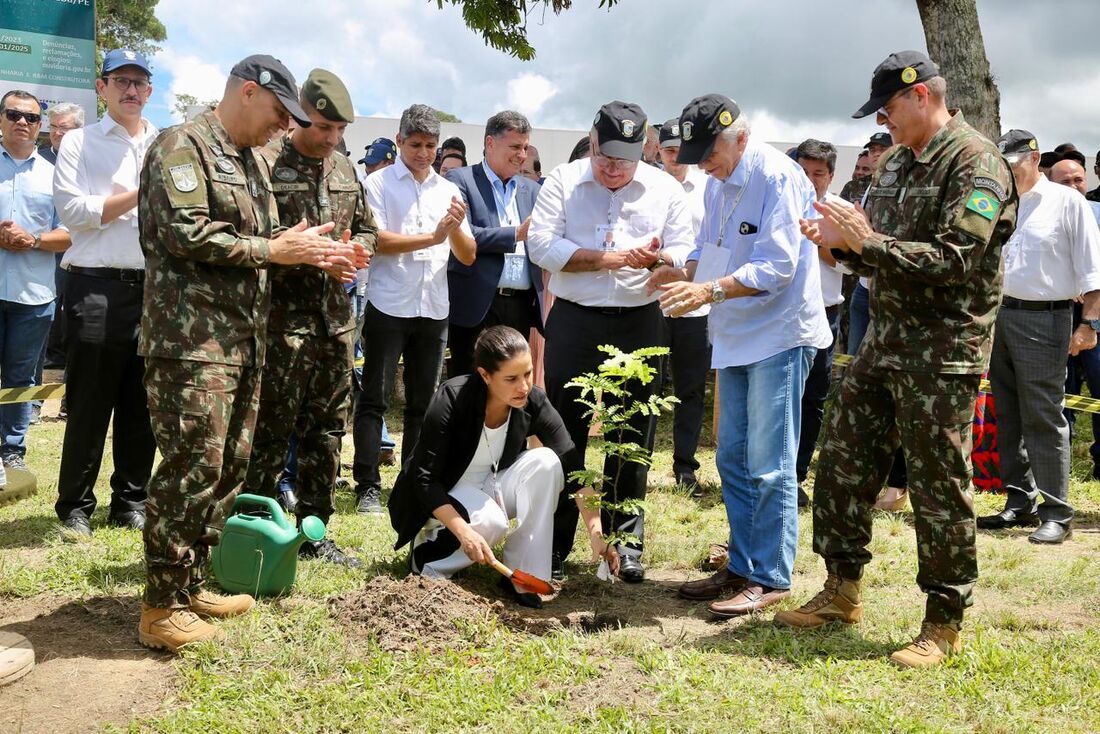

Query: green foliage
(566, 344), (677, 548)
(434, 0), (620, 60)
(96, 0), (167, 58)
(433, 108), (462, 123)
(171, 93), (217, 121)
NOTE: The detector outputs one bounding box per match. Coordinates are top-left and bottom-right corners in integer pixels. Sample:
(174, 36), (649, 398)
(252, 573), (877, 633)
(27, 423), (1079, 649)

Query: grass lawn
(2, 385), (1099, 733)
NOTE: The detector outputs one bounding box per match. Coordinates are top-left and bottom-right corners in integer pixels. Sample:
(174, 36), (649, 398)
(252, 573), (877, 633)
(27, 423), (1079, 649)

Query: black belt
(565, 299), (652, 316)
(68, 265), (145, 283)
(496, 287), (530, 297)
(1002, 296), (1071, 312)
(825, 304), (840, 319)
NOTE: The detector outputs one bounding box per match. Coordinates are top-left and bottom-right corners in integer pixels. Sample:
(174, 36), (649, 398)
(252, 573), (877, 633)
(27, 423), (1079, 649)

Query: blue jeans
(847, 282), (870, 355)
(0, 299), (55, 457)
(717, 345), (814, 589)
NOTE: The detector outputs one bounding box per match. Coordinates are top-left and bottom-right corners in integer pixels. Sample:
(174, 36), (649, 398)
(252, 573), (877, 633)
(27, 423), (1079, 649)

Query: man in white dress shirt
(978, 130), (1100, 544)
(660, 95), (831, 615)
(351, 104), (476, 514)
(655, 117), (711, 496)
(51, 49), (158, 536)
(528, 101), (695, 582)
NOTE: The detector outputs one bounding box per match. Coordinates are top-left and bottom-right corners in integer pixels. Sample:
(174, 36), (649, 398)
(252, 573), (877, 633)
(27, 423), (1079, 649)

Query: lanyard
(414, 179), (424, 229)
(481, 422), (506, 511)
(715, 182), (749, 248)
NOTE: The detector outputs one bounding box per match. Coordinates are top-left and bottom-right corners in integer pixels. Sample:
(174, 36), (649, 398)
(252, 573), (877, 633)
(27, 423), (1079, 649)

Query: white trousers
(412, 447), (562, 582)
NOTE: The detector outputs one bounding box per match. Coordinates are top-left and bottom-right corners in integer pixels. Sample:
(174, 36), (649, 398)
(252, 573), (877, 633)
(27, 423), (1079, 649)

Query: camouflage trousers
(244, 326), (353, 524)
(142, 358), (261, 608)
(812, 355), (980, 624)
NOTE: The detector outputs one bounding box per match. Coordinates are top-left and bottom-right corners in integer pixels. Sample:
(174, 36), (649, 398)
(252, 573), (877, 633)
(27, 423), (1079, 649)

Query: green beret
(301, 68), (354, 123)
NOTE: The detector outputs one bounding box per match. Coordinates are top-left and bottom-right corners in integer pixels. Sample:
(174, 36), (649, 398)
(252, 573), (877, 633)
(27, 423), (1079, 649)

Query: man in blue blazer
(445, 111), (543, 376)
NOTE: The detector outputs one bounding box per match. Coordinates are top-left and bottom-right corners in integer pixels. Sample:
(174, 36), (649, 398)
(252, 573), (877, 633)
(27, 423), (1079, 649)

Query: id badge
(499, 252), (529, 289)
(595, 224), (617, 251)
(488, 474), (505, 512)
(693, 243), (732, 283)
(412, 246), (434, 261)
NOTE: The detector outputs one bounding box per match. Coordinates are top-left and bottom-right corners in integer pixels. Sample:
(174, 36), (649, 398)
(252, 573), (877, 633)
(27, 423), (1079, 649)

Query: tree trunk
(915, 0), (1001, 140)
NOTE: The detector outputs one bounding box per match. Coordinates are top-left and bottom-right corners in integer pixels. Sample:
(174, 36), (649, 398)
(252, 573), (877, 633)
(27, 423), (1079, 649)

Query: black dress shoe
(618, 554), (645, 584)
(299, 539), (364, 568)
(976, 508), (1040, 530)
(550, 552), (565, 582)
(797, 485), (810, 508)
(1028, 521), (1072, 545)
(497, 575), (543, 608)
(278, 487), (299, 515)
(356, 487), (383, 515)
(108, 510), (146, 530)
(677, 473), (703, 498)
(62, 515), (92, 536)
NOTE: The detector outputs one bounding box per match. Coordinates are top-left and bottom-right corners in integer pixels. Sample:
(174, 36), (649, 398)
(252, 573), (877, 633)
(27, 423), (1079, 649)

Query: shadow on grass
(0, 513), (58, 550)
(691, 616), (899, 663)
(1, 594), (166, 661)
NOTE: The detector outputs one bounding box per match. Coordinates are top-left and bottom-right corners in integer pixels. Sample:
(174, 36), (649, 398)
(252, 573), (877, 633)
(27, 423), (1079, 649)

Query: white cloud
(504, 73), (558, 117)
(154, 47), (227, 121)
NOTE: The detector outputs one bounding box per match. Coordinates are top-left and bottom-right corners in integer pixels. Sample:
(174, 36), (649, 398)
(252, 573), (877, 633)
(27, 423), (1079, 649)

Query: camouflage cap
(301, 68), (355, 124)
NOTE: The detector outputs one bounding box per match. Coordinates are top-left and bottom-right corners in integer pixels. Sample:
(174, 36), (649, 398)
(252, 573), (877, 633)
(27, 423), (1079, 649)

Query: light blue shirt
(0, 147), (61, 305)
(1089, 200), (1100, 227)
(481, 161), (520, 226)
(689, 140), (832, 367)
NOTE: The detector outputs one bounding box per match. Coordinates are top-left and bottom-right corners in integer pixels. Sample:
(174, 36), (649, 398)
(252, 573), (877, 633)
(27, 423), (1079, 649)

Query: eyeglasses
(592, 152), (638, 172)
(2, 109), (41, 124)
(876, 87), (915, 120)
(103, 76), (150, 92)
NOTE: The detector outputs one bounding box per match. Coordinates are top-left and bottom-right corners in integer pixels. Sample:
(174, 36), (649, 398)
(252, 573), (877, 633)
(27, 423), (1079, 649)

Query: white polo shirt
(364, 157), (473, 320)
(1003, 175), (1100, 301)
(53, 114), (157, 269)
(527, 158), (695, 307)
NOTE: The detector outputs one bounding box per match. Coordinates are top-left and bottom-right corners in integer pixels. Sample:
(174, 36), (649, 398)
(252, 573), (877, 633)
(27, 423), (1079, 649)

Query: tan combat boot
(773, 574), (862, 628)
(889, 622), (961, 669)
(138, 605), (225, 653)
(189, 589), (256, 619)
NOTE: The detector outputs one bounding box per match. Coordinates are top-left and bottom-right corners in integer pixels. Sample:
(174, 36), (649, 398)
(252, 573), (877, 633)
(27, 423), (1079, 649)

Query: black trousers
(665, 314), (711, 477)
(55, 271), (155, 521)
(352, 303), (447, 494)
(545, 299), (666, 561)
(448, 289), (537, 378)
(796, 305), (839, 484)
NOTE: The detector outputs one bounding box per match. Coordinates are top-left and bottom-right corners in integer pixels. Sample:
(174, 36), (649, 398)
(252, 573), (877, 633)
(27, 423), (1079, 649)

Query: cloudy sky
(145, 0), (1100, 156)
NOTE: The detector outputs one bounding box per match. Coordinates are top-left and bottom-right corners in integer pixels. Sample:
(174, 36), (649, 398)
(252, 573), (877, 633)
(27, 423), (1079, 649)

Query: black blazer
(388, 375), (583, 550)
(445, 163), (544, 330)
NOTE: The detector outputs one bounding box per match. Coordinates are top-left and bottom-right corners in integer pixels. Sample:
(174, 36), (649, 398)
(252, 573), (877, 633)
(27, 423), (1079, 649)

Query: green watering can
(211, 493), (325, 597)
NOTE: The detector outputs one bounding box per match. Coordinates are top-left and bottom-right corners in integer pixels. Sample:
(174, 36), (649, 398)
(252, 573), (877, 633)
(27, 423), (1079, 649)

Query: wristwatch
(30, 234), (41, 250)
(1086, 318), (1100, 332)
(710, 280), (727, 303)
(647, 252), (666, 271)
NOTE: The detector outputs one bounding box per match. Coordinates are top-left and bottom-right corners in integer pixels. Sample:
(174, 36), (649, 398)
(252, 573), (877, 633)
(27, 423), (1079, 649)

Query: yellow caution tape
(831, 353), (1100, 414)
(0, 383), (66, 405)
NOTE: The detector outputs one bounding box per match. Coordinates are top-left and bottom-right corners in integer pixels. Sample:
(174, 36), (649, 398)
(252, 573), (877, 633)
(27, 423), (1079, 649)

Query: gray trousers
(989, 306), (1075, 524)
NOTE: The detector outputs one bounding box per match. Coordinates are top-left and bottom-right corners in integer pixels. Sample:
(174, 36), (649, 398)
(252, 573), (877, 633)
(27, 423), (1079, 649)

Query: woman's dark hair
(568, 135), (591, 163)
(474, 325), (530, 373)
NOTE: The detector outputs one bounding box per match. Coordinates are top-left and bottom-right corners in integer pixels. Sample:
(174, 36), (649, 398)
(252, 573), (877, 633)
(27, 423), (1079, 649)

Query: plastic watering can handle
(231, 493), (291, 530)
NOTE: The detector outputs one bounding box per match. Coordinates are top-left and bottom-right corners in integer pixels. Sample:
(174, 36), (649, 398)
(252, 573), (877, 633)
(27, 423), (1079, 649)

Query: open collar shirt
(363, 156), (472, 320)
(688, 140), (832, 367)
(527, 157), (695, 307)
(53, 114), (157, 269)
(1003, 175), (1100, 301)
(0, 146), (61, 304)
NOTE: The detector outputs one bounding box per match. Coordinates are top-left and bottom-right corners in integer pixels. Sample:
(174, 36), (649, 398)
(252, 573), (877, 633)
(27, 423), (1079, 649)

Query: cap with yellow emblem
(675, 93), (741, 165)
(852, 50), (940, 119)
(301, 68), (355, 124)
(996, 129), (1039, 163)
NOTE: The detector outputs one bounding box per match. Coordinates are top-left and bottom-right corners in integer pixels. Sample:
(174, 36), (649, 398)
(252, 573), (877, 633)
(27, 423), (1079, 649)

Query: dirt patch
(0, 594), (174, 734)
(330, 575), (516, 652)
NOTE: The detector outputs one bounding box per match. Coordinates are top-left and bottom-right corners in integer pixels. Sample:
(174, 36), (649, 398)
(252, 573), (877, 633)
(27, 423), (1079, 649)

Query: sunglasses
(2, 109), (42, 124)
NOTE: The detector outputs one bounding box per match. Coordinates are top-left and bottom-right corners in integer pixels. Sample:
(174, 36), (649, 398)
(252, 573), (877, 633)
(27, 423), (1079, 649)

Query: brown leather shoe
(189, 589), (255, 619)
(138, 605), (225, 653)
(708, 584), (790, 617)
(773, 574), (862, 628)
(679, 567), (747, 601)
(889, 622), (961, 669)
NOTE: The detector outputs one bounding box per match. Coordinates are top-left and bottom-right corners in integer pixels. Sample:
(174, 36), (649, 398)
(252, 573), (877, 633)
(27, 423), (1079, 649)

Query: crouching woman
(388, 326), (619, 607)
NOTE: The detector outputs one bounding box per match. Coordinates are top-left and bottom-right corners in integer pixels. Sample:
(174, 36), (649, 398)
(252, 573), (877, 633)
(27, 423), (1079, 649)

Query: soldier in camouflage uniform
(136, 55), (364, 653)
(838, 148), (874, 204)
(777, 51), (1017, 669)
(246, 69), (377, 567)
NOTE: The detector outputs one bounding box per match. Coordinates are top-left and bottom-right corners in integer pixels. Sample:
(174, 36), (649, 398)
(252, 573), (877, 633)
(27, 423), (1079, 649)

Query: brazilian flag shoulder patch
(965, 189), (1000, 220)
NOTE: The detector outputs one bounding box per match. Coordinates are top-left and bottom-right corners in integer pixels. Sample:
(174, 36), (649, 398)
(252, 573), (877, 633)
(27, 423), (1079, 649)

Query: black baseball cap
(592, 101), (647, 161)
(997, 129), (1039, 161)
(676, 94), (741, 165)
(229, 54), (311, 127)
(867, 132), (893, 149)
(658, 117), (682, 148)
(852, 50), (940, 119)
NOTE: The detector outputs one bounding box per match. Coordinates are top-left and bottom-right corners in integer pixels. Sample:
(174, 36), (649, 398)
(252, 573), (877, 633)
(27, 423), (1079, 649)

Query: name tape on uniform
(831, 353), (1100, 415)
(0, 383), (66, 405)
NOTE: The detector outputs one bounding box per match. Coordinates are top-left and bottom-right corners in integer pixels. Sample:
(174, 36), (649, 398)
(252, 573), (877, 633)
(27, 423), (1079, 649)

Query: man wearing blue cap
(52, 49), (158, 537)
(358, 137), (397, 180)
